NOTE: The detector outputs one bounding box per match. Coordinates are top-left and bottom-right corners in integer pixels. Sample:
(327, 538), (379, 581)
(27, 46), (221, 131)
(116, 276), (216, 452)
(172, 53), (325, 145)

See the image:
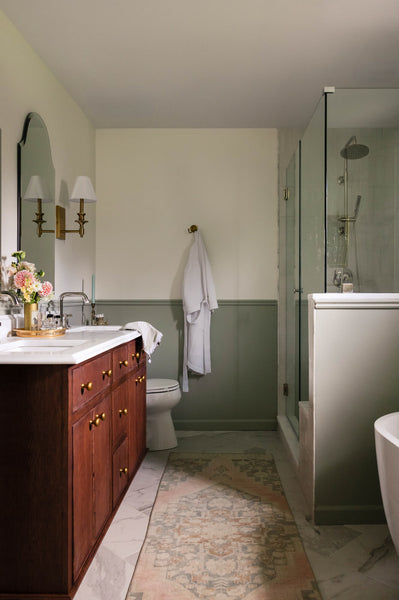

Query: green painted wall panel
(97, 300), (277, 430)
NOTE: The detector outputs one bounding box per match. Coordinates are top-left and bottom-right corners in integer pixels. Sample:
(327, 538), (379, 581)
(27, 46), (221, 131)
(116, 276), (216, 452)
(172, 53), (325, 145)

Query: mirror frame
(17, 112), (55, 284)
(18, 112), (54, 248)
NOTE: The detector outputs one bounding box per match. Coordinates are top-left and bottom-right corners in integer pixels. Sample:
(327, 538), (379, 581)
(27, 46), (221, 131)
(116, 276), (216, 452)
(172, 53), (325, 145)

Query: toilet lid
(146, 378), (180, 393)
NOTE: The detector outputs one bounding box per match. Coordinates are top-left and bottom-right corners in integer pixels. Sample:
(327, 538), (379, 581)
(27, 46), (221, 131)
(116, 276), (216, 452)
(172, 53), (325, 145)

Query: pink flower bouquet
(8, 250), (53, 304)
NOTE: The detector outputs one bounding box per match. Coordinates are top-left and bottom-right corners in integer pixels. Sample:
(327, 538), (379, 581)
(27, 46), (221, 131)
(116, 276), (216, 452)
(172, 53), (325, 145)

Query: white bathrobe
(182, 230), (218, 392)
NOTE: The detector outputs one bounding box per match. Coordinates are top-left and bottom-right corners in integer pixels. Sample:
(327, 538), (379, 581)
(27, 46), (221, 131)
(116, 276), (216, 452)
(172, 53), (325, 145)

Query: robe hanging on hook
(188, 224), (198, 233)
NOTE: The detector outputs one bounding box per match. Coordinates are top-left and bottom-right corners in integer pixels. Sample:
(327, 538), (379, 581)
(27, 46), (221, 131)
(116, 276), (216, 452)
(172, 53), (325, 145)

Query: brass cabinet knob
(119, 360), (129, 368)
(119, 467), (128, 476)
(135, 375), (146, 384)
(119, 408), (128, 417)
(81, 381), (93, 394)
(90, 412), (105, 429)
(102, 369), (112, 379)
(89, 417), (100, 429)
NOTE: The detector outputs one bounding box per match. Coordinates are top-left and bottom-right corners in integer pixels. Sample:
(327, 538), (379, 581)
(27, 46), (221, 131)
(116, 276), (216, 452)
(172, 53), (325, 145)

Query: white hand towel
(123, 321), (163, 362)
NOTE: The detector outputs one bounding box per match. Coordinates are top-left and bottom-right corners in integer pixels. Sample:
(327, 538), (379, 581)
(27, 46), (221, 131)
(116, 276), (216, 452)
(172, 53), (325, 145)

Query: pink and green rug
(126, 453), (321, 600)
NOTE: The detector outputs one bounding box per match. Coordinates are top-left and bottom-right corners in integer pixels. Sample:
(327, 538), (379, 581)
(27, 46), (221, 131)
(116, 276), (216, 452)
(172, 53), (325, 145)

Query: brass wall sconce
(24, 175), (54, 237)
(56, 176), (97, 239)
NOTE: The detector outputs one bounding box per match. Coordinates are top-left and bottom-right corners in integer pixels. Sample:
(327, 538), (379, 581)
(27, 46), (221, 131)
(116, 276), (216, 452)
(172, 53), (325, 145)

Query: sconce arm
(32, 198), (54, 237)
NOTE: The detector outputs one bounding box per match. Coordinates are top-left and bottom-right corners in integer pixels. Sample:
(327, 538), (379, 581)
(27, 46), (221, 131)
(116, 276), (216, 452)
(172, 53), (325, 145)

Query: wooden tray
(14, 328), (66, 337)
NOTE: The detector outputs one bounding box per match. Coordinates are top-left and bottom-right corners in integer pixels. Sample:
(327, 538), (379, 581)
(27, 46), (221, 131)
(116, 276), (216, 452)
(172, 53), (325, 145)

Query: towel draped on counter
(124, 321), (163, 362)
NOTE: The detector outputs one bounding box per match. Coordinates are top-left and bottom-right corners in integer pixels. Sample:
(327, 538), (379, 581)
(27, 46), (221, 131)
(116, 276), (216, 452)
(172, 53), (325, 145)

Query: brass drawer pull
(102, 369), (112, 379)
(119, 467), (128, 476)
(119, 360), (129, 368)
(81, 381), (93, 394)
(119, 408), (128, 417)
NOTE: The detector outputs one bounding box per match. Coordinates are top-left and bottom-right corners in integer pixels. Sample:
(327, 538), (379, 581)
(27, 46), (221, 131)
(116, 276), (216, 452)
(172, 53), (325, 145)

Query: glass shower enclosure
(285, 88), (399, 434)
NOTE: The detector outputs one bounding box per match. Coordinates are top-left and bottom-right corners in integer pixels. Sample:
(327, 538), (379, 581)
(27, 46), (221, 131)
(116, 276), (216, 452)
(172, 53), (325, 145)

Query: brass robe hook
(188, 224), (198, 233)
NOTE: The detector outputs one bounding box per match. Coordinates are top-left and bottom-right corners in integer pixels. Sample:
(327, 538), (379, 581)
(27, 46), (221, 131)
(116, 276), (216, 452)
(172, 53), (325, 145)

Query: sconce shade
(70, 176), (97, 203)
(23, 175), (52, 203)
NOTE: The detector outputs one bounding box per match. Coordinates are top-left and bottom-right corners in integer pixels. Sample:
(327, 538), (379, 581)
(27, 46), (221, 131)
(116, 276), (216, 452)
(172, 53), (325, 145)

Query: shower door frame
(285, 143), (301, 435)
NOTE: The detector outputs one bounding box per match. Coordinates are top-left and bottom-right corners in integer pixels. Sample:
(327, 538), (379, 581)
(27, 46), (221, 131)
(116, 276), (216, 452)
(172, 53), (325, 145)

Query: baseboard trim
(314, 505), (386, 525)
(277, 415), (299, 467)
(173, 419), (277, 431)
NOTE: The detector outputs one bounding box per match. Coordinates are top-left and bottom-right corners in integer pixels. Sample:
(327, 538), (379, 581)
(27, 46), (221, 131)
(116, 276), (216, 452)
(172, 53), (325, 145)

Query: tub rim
(375, 411), (399, 449)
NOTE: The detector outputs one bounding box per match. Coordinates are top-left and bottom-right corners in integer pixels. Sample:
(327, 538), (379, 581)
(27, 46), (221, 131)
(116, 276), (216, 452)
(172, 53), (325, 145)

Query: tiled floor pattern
(74, 431), (399, 600)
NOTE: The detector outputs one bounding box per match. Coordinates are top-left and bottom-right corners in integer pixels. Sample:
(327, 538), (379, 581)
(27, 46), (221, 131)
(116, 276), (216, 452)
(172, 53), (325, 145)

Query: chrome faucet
(59, 292), (91, 326)
(0, 290), (21, 306)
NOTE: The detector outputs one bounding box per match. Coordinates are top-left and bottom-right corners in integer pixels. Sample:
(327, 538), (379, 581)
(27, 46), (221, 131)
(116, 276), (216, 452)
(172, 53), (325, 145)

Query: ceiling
(2, 0), (399, 128)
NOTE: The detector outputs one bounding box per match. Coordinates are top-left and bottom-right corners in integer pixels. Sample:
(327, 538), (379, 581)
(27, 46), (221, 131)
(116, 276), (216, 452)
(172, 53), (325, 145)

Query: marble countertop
(0, 326), (140, 365)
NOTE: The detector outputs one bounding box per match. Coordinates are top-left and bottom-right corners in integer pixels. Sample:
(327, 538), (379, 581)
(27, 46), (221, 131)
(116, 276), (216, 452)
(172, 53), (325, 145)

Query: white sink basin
(0, 338), (86, 353)
(69, 325), (122, 332)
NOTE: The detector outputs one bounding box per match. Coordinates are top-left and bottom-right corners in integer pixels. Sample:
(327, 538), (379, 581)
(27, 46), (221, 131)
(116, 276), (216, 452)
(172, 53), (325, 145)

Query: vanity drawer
(71, 352), (113, 412)
(112, 341), (136, 382)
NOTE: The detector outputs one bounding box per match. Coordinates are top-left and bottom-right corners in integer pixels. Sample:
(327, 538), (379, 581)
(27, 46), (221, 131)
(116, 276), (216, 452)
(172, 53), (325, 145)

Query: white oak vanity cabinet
(0, 336), (146, 599)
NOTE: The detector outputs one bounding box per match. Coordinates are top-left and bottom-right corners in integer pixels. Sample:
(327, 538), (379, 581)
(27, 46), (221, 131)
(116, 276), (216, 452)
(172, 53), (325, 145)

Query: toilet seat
(146, 378), (180, 394)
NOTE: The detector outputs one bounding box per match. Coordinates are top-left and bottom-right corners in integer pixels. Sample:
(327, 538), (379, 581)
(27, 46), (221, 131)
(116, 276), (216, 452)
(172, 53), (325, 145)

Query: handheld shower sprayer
(338, 195), (362, 224)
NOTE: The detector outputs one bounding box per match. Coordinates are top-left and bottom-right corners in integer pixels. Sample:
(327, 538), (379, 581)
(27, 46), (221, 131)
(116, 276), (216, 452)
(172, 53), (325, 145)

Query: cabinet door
(72, 395), (111, 579)
(135, 368), (147, 462)
(92, 395), (112, 538)
(129, 367), (146, 476)
(72, 407), (95, 578)
(112, 381), (130, 448)
(112, 438), (129, 507)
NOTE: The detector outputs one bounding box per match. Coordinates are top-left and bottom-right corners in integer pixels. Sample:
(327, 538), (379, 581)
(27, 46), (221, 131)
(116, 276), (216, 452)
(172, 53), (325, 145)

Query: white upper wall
(96, 129), (278, 300)
(1, 10), (279, 302)
(0, 10), (95, 294)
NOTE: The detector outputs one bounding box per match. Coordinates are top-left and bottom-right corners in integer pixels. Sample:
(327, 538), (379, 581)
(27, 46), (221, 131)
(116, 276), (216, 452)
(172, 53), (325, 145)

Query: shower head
(340, 136), (369, 160)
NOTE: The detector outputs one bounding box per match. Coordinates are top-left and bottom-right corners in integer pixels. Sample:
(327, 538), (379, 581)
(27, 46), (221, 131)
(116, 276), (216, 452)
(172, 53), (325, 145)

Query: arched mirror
(18, 112), (55, 285)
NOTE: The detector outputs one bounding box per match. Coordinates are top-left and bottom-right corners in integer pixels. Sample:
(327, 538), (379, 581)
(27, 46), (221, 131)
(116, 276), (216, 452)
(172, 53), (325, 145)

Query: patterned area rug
(126, 453), (321, 600)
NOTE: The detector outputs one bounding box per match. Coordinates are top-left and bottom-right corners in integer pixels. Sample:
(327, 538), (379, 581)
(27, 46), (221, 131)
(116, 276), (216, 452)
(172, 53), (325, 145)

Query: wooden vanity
(0, 334), (146, 599)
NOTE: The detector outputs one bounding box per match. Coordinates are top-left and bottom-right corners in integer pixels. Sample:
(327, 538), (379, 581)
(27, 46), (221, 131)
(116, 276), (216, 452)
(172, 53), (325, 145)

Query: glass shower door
(285, 148), (300, 435)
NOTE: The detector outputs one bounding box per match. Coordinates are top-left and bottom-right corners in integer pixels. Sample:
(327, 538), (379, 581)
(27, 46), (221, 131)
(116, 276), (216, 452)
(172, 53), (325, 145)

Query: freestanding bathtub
(375, 412), (399, 555)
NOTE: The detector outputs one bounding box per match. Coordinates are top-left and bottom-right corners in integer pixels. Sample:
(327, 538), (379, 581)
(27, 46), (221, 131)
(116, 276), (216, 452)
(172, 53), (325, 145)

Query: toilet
(146, 378), (181, 451)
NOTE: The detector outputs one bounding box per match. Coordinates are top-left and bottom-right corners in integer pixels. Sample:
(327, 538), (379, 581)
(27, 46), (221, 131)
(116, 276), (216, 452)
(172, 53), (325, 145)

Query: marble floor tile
(74, 431), (399, 600)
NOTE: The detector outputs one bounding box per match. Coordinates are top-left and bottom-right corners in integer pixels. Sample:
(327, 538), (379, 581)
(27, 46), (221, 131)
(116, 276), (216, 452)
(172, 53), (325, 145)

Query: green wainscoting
(96, 300), (277, 430)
